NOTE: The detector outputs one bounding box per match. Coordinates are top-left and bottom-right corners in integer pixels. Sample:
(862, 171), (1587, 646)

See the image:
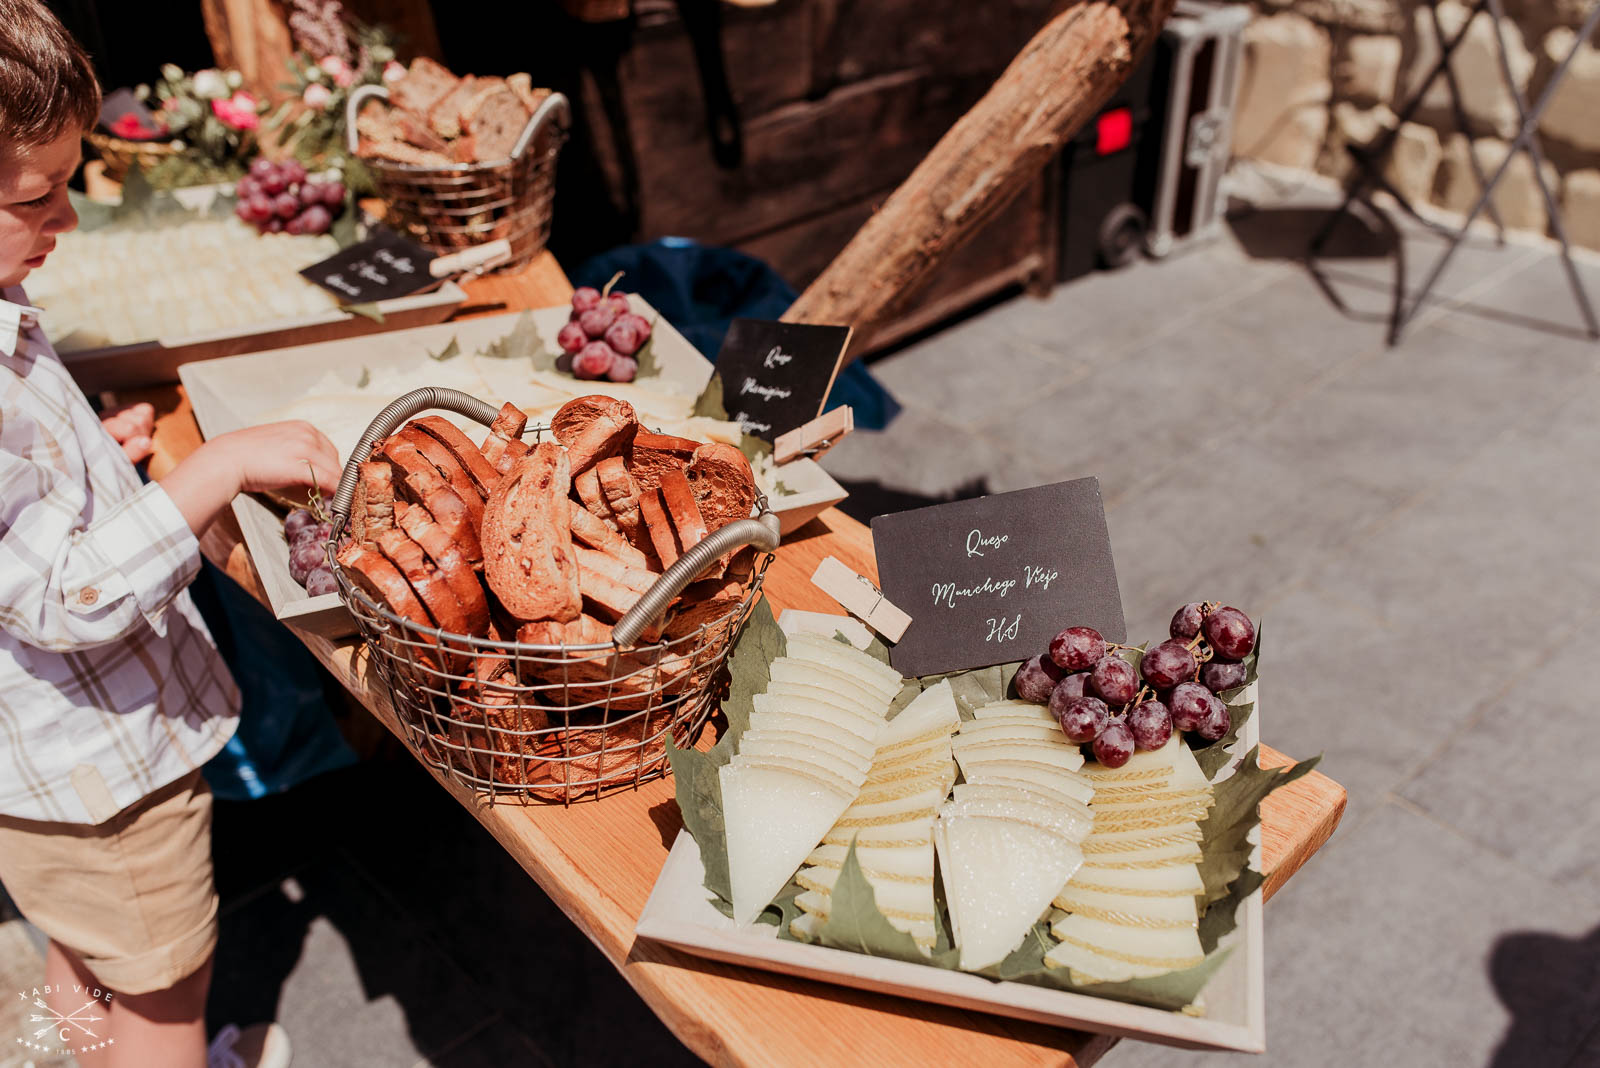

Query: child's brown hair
(0, 0), (100, 151)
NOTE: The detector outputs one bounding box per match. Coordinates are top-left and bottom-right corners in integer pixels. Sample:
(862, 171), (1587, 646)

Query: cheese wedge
(1052, 885), (1199, 926)
(882, 681), (961, 741)
(936, 814), (1086, 970)
(737, 731), (874, 772)
(796, 866), (933, 916)
(805, 841), (934, 877)
(1069, 863), (1205, 895)
(769, 660), (886, 711)
(754, 689), (882, 729)
(958, 762), (1095, 804)
(1047, 912), (1204, 977)
(940, 796), (1092, 843)
(747, 710), (878, 746)
(720, 764), (854, 925)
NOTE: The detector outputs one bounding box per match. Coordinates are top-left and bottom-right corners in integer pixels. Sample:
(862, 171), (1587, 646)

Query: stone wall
(1232, 0), (1600, 247)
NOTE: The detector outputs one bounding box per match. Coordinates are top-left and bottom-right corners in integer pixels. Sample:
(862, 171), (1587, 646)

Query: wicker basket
(85, 130), (184, 183)
(327, 388), (783, 804)
(345, 86), (570, 271)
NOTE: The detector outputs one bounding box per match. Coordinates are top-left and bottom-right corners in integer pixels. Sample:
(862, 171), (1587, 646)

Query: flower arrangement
(266, 0), (398, 182)
(116, 64), (264, 186)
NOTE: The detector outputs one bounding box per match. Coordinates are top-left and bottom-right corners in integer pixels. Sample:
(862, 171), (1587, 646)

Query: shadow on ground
(1488, 924), (1600, 1068)
(206, 753), (699, 1067)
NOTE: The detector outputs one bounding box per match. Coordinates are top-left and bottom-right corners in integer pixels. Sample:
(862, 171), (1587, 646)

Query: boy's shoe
(208, 1022), (292, 1068)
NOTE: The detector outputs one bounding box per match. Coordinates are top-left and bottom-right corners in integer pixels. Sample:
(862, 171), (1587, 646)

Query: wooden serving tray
(636, 689), (1266, 1054)
(180, 304), (845, 636)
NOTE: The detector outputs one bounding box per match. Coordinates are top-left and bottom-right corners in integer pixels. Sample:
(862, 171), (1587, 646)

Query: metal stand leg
(1396, 0), (1600, 341)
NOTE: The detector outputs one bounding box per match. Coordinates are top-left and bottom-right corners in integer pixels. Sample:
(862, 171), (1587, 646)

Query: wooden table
(136, 252), (1346, 1067)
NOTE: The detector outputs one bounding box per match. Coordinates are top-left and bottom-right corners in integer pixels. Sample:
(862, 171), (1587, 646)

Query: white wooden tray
(636, 689), (1266, 1054)
(180, 304), (845, 636)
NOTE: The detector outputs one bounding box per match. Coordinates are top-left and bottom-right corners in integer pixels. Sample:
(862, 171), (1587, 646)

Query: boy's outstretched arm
(0, 418), (338, 653)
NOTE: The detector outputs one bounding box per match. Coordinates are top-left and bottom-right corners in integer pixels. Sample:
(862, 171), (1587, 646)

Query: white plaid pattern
(0, 287), (239, 823)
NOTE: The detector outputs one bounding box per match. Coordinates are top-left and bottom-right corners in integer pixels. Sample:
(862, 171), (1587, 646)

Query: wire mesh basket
(326, 388), (781, 803)
(345, 86), (570, 271)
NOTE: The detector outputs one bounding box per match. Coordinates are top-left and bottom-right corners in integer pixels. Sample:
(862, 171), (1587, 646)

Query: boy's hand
(159, 421), (341, 537)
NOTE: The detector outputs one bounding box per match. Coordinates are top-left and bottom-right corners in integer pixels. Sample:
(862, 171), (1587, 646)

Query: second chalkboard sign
(299, 228), (439, 305)
(713, 319), (852, 444)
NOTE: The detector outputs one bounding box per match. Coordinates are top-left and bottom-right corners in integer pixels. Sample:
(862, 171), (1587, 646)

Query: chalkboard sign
(870, 478), (1126, 678)
(300, 228), (436, 304)
(713, 319), (852, 443)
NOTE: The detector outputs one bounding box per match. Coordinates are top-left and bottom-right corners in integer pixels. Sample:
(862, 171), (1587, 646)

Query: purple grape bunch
(557, 284), (650, 382)
(1011, 601), (1257, 765)
(235, 159), (345, 236)
(284, 507), (336, 595)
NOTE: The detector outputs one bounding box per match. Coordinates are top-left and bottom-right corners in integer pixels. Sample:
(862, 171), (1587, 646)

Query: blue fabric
(572, 239), (899, 431)
(188, 559), (357, 800)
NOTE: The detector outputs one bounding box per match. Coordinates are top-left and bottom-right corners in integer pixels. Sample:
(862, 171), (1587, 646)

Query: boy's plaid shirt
(0, 288), (238, 823)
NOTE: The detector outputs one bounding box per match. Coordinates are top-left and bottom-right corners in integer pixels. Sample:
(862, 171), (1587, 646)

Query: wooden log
(783, 0), (1177, 356)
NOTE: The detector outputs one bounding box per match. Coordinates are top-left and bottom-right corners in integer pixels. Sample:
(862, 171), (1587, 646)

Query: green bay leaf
(815, 839), (950, 966)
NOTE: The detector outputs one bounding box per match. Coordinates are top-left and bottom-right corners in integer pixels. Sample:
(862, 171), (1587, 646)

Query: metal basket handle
(330, 386), (782, 647)
(345, 84), (572, 163)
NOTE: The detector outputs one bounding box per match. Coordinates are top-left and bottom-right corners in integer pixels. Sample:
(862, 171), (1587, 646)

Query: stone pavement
(5, 173), (1600, 1068)
(822, 176), (1600, 1067)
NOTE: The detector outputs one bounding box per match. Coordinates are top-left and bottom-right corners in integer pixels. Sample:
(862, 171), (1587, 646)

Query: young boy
(0, 4), (341, 1065)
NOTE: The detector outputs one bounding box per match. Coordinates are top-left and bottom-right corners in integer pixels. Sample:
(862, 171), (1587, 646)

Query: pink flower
(320, 55), (354, 89)
(382, 61), (405, 84)
(211, 90), (259, 131)
(302, 82), (333, 110)
(110, 113), (159, 139)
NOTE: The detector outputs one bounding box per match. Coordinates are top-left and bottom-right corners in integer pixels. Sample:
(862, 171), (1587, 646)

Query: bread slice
(408, 416), (500, 499)
(395, 110), (449, 153)
(664, 575), (747, 639)
(391, 56), (459, 117)
(627, 432), (701, 492)
(427, 74), (478, 139)
(573, 466), (616, 529)
(506, 73), (549, 114)
(373, 528), (474, 639)
(657, 468), (708, 550)
(686, 442), (757, 531)
(552, 396), (636, 444)
(480, 402), (529, 475)
(335, 540), (442, 672)
(383, 440), (482, 566)
(464, 86), (531, 162)
(395, 501), (490, 637)
(638, 488), (680, 569)
(575, 547), (657, 596)
(567, 499), (649, 570)
(596, 457), (644, 542)
(480, 443), (581, 623)
(564, 406), (638, 476)
(517, 613), (612, 647)
(392, 426), (484, 529)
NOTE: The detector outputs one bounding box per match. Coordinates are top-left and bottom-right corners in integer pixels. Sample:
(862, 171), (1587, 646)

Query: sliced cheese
(1052, 885), (1199, 927)
(951, 782), (1093, 825)
(823, 817), (934, 847)
(720, 764), (852, 925)
(959, 762), (1095, 804)
(750, 693), (882, 736)
(882, 681), (961, 743)
(1049, 913), (1204, 972)
(940, 796), (1092, 843)
(769, 660), (887, 712)
(805, 841), (934, 877)
(783, 632), (904, 695)
(1070, 863), (1204, 895)
(936, 813), (1085, 970)
(796, 865), (934, 916)
(738, 729), (875, 770)
(747, 710), (878, 746)
(731, 755), (859, 798)
(954, 722), (1073, 746)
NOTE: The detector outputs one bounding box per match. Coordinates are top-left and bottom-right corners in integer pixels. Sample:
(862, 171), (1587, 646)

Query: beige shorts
(0, 770), (218, 995)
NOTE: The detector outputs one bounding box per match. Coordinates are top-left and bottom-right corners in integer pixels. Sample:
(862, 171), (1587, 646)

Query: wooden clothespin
(774, 406), (853, 465)
(810, 555), (911, 643)
(430, 238), (513, 279)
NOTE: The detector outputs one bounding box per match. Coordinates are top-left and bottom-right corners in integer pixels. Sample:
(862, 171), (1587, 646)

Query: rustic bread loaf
(625, 432), (701, 492)
(395, 501), (490, 637)
(409, 416), (500, 499)
(391, 56), (459, 116)
(480, 443), (581, 622)
(685, 442), (757, 531)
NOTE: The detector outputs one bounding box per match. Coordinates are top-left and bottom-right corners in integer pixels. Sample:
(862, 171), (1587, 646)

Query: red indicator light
(1096, 108), (1132, 155)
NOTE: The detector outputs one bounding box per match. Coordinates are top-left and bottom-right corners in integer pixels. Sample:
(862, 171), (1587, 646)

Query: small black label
(299, 228), (436, 304)
(713, 319), (852, 443)
(871, 478), (1126, 678)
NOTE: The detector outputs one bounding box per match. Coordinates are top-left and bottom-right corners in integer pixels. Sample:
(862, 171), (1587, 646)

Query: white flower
(192, 68), (228, 99)
(382, 61), (406, 84)
(302, 82), (333, 110)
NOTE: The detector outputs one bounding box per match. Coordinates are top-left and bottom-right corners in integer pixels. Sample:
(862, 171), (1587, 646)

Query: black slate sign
(713, 319), (852, 443)
(300, 228), (436, 304)
(870, 478), (1126, 678)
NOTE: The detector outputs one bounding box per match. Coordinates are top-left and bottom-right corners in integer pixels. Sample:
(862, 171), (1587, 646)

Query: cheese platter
(638, 601), (1315, 1052)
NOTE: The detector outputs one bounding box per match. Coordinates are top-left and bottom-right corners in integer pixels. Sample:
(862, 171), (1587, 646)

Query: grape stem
(600, 270), (625, 297)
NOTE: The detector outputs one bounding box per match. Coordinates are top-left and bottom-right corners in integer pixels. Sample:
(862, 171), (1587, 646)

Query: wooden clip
(810, 555), (911, 643)
(774, 406), (854, 465)
(430, 238), (513, 278)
